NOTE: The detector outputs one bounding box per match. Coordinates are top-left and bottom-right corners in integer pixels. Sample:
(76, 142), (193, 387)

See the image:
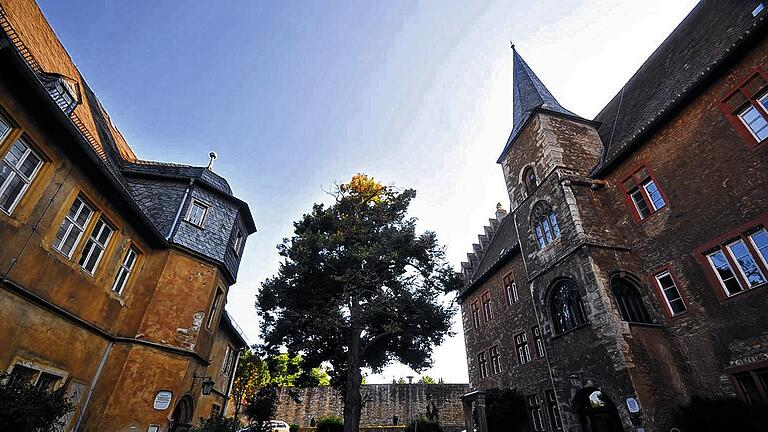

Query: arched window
(550, 279), (587, 334)
(611, 276), (652, 323)
(522, 166), (538, 193)
(531, 201), (560, 249)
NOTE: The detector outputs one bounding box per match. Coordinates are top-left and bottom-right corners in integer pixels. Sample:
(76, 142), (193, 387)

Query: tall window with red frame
(620, 166), (667, 222)
(705, 227), (768, 297)
(720, 69), (768, 146)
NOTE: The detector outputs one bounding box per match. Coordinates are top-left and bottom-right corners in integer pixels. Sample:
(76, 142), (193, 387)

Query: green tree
(419, 375), (436, 384)
(258, 174), (461, 432)
(0, 372), (74, 432)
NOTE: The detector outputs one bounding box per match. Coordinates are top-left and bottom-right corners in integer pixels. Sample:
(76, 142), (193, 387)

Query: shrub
(290, 424), (300, 432)
(406, 416), (442, 432)
(190, 416), (239, 432)
(316, 416), (344, 432)
(0, 372), (74, 432)
(678, 396), (768, 432)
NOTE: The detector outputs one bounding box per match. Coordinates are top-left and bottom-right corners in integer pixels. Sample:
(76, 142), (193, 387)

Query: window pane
(749, 229), (768, 266)
(727, 240), (766, 287)
(4, 140), (27, 166)
(542, 218), (553, 242)
(19, 151), (42, 178)
(739, 105), (768, 141)
(0, 172), (24, 211)
(630, 189), (652, 219)
(708, 250), (744, 295)
(736, 373), (764, 404)
(8, 365), (38, 387)
(0, 115), (9, 138)
(655, 272), (687, 315)
(535, 224), (545, 248)
(549, 211), (560, 237)
(643, 180), (666, 210)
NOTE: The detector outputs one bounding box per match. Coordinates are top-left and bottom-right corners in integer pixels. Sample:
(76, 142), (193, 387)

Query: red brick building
(459, 1), (768, 431)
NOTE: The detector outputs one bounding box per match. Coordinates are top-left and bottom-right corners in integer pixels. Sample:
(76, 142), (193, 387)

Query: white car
(239, 421), (290, 432)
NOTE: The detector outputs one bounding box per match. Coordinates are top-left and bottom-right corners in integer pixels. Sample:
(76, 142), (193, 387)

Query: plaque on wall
(626, 397), (640, 413)
(153, 391), (173, 410)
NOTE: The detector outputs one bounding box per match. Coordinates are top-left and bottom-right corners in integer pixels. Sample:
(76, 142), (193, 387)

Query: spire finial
(510, 41), (515, 50)
(207, 151), (217, 170)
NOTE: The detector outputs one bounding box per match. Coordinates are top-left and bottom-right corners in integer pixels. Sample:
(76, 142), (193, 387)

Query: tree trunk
(343, 327), (363, 432)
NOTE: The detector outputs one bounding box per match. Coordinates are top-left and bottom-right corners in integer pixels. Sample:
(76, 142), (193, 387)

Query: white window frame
(185, 199), (209, 227)
(0, 137), (44, 215)
(478, 352), (488, 379)
(738, 92), (768, 142)
(207, 287), (224, 329)
(641, 179), (665, 211)
(233, 228), (244, 255)
(77, 217), (114, 275)
(516, 332), (531, 365)
(490, 346), (502, 374)
(112, 246), (140, 294)
(482, 291), (492, 321)
(53, 196), (94, 258)
(707, 250), (745, 296)
(725, 239), (766, 289)
(0, 114), (10, 141)
(471, 302), (481, 329)
(653, 271), (687, 316)
(749, 228), (768, 269)
(506, 280), (519, 305)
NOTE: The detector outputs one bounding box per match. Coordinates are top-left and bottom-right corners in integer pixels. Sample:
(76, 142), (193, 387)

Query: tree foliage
(0, 372), (74, 432)
(190, 416), (239, 432)
(257, 174), (461, 432)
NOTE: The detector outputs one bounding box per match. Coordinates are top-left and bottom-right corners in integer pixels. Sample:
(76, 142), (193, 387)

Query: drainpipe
(221, 347), (243, 417)
(512, 211), (565, 429)
(167, 178), (194, 241)
(73, 341), (114, 431)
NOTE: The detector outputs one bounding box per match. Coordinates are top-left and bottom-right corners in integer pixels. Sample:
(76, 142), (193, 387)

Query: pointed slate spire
(498, 46), (584, 162)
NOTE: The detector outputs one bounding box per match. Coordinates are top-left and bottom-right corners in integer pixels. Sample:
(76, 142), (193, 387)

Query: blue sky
(38, 0), (699, 383)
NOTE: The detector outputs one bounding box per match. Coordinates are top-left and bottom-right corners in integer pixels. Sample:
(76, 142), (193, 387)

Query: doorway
(575, 388), (624, 432)
(170, 394), (194, 432)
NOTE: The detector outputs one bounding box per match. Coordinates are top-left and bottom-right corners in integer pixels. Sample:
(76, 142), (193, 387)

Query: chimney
(495, 203), (508, 221)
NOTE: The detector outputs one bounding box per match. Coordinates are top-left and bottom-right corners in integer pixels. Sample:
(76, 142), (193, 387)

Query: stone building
(274, 384), (470, 432)
(0, 1), (253, 431)
(459, 1), (768, 431)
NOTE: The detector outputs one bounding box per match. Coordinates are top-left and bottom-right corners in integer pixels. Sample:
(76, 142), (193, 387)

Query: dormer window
(523, 166), (538, 194)
(185, 199), (209, 227)
(41, 74), (80, 115)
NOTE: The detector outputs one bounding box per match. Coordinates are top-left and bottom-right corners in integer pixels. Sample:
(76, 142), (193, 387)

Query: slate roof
(497, 47), (587, 163)
(459, 214), (519, 299)
(592, 0), (767, 174)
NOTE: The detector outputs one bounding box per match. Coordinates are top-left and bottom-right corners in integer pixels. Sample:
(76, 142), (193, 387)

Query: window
(481, 291), (493, 321)
(532, 201), (560, 249)
(207, 287), (224, 329)
(7, 364), (62, 390)
(611, 277), (652, 323)
(77, 217), (113, 274)
(515, 332), (531, 365)
(185, 199), (209, 227)
(527, 395), (545, 432)
(471, 301), (481, 329)
(532, 326), (545, 358)
(546, 390), (562, 430)
(113, 247), (140, 294)
(653, 271), (686, 316)
(478, 352), (488, 379)
(0, 137), (43, 214)
(720, 70), (768, 146)
(54, 196), (94, 258)
(550, 279), (587, 334)
(233, 228), (244, 255)
(211, 403), (222, 418)
(35, 372), (62, 391)
(222, 346), (236, 375)
(0, 114), (10, 140)
(489, 346), (501, 374)
(522, 166), (538, 194)
(504, 273), (519, 305)
(731, 368), (768, 404)
(706, 230), (768, 297)
(621, 166), (666, 221)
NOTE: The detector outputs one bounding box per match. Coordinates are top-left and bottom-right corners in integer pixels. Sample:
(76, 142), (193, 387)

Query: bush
(678, 396), (768, 432)
(0, 372), (74, 432)
(190, 416), (239, 432)
(316, 416), (344, 432)
(406, 416), (442, 432)
(290, 424), (300, 432)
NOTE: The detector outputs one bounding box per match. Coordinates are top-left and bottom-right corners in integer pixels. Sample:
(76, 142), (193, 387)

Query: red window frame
(726, 359), (768, 405)
(471, 300), (481, 329)
(648, 264), (690, 319)
(503, 271), (518, 305)
(693, 214), (768, 303)
(477, 351), (488, 379)
(719, 68), (768, 148)
(481, 290), (493, 321)
(618, 163), (670, 224)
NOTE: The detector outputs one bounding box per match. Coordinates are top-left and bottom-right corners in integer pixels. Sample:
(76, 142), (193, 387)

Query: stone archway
(574, 388), (624, 432)
(169, 394), (194, 432)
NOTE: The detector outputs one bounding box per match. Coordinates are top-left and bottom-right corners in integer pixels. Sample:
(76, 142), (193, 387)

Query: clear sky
(38, 0), (699, 383)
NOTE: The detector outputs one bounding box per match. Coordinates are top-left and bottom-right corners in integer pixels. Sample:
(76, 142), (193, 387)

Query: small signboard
(626, 397), (640, 413)
(153, 391), (173, 410)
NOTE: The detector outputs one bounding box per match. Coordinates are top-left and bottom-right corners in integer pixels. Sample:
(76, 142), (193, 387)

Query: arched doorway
(169, 394), (194, 432)
(574, 388), (624, 432)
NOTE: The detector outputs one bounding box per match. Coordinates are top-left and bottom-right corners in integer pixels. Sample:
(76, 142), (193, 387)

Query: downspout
(512, 211), (565, 429)
(73, 341), (113, 432)
(221, 347), (243, 416)
(167, 178), (194, 240)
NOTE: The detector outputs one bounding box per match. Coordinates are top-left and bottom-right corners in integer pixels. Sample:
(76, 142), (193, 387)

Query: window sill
(550, 322), (590, 340)
(722, 283), (766, 301)
(183, 219), (206, 229)
(634, 206), (668, 226)
(626, 321), (664, 329)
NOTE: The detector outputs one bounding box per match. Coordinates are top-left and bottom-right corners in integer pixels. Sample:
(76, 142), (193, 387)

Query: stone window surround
(617, 163), (670, 224)
(718, 68), (768, 149)
(693, 214), (768, 303)
(5, 358), (68, 391)
(648, 264), (691, 320)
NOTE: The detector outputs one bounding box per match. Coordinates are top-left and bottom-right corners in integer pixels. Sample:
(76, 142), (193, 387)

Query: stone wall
(274, 384), (470, 432)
